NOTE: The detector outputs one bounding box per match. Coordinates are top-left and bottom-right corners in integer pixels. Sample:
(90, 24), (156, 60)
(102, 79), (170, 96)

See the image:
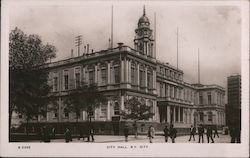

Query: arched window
(114, 102), (120, 115)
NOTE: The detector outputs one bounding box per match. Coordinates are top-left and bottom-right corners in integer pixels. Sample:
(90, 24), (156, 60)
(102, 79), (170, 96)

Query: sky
(9, 2), (242, 90)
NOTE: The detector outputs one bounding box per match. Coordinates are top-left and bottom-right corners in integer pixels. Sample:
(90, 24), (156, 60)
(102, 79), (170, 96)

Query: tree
(9, 27), (56, 135)
(121, 97), (154, 138)
(63, 82), (107, 124)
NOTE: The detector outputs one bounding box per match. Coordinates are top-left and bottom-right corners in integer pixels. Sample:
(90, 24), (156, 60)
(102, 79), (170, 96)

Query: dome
(138, 6), (150, 27)
(138, 15), (150, 24)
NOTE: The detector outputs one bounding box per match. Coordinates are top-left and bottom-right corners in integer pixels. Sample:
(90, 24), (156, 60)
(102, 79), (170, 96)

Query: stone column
(173, 106), (176, 123)
(94, 64), (98, 84)
(128, 60), (131, 83)
(178, 107), (180, 122)
(153, 70), (156, 89)
(121, 59), (124, 83)
(107, 101), (111, 120)
(137, 64), (140, 86)
(121, 95), (125, 110)
(167, 106), (171, 124)
(107, 62), (111, 84)
(82, 111), (86, 121)
(145, 67), (148, 88)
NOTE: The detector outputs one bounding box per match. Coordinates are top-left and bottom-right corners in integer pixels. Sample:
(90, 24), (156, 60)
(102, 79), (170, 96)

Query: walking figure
(87, 126), (94, 142)
(51, 127), (56, 139)
(124, 125), (129, 142)
(64, 128), (72, 143)
(169, 124), (177, 143)
(163, 125), (169, 142)
(198, 124), (204, 143)
(188, 125), (196, 141)
(206, 126), (214, 143)
(43, 126), (51, 143)
(213, 126), (219, 138)
(147, 126), (155, 143)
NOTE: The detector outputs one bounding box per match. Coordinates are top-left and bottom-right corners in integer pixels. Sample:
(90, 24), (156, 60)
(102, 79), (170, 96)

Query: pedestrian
(51, 127), (56, 139)
(87, 126), (94, 142)
(124, 125), (129, 142)
(43, 126), (51, 143)
(198, 124), (204, 143)
(147, 126), (155, 143)
(169, 124), (177, 143)
(163, 125), (169, 142)
(206, 126), (214, 143)
(78, 127), (84, 141)
(188, 125), (196, 141)
(230, 126), (236, 143)
(133, 121), (138, 138)
(64, 128), (72, 143)
(213, 126), (219, 138)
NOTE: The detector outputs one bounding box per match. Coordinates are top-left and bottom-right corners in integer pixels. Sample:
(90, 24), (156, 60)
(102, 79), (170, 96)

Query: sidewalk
(34, 134), (231, 143)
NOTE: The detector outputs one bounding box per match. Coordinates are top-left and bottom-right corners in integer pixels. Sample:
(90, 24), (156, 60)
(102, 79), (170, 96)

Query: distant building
(12, 7), (226, 134)
(226, 75), (241, 130)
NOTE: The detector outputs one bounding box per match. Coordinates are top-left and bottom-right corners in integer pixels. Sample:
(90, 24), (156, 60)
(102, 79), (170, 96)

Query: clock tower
(134, 6), (155, 58)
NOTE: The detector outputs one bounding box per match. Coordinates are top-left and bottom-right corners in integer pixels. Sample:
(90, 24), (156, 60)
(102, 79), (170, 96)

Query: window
(100, 104), (107, 118)
(170, 86), (173, 98)
(101, 69), (107, 85)
(53, 76), (58, 92)
(18, 114), (23, 119)
(64, 75), (69, 90)
(75, 68), (81, 88)
(208, 112), (213, 122)
(200, 112), (204, 122)
(165, 84), (168, 97)
(139, 70), (144, 86)
(89, 71), (94, 84)
(64, 108), (69, 118)
(114, 102), (120, 115)
(114, 67), (120, 83)
(147, 72), (151, 88)
(160, 83), (163, 97)
(131, 67), (136, 85)
(175, 107), (179, 122)
(54, 110), (58, 118)
(174, 87), (177, 98)
(199, 94), (203, 105)
(207, 92), (212, 105)
(180, 107), (183, 122)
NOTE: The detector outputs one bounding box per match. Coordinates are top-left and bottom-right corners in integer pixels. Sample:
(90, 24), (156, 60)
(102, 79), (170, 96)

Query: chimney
(71, 49), (74, 58)
(117, 42), (124, 50)
(87, 44), (89, 54)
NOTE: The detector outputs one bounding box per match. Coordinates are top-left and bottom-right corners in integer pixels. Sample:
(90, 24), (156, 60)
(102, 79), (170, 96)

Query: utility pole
(75, 35), (82, 56)
(111, 5), (114, 49)
(176, 27), (179, 69)
(154, 12), (156, 59)
(198, 48), (200, 84)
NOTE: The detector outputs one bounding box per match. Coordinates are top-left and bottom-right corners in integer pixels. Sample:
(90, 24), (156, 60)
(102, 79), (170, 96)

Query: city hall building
(15, 8), (226, 134)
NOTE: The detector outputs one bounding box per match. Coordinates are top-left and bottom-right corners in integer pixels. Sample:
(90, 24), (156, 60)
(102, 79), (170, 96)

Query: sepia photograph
(1, 0), (249, 157)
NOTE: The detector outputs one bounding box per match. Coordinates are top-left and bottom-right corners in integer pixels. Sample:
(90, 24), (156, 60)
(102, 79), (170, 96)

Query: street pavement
(35, 134), (231, 143)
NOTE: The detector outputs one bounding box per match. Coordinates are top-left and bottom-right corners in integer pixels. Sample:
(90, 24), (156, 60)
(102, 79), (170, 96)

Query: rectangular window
(89, 71), (94, 84)
(114, 67), (120, 83)
(75, 73), (80, 88)
(175, 107), (179, 122)
(131, 67), (135, 85)
(180, 107), (183, 122)
(75, 67), (81, 88)
(139, 70), (144, 86)
(160, 83), (163, 97)
(100, 104), (107, 118)
(208, 112), (213, 122)
(199, 94), (203, 105)
(147, 73), (150, 88)
(101, 69), (107, 85)
(207, 92), (212, 105)
(54, 110), (58, 118)
(53, 76), (58, 92)
(64, 75), (69, 90)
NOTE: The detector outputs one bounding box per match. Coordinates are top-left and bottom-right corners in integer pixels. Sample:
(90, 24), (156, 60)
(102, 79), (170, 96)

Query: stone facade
(12, 7), (226, 133)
